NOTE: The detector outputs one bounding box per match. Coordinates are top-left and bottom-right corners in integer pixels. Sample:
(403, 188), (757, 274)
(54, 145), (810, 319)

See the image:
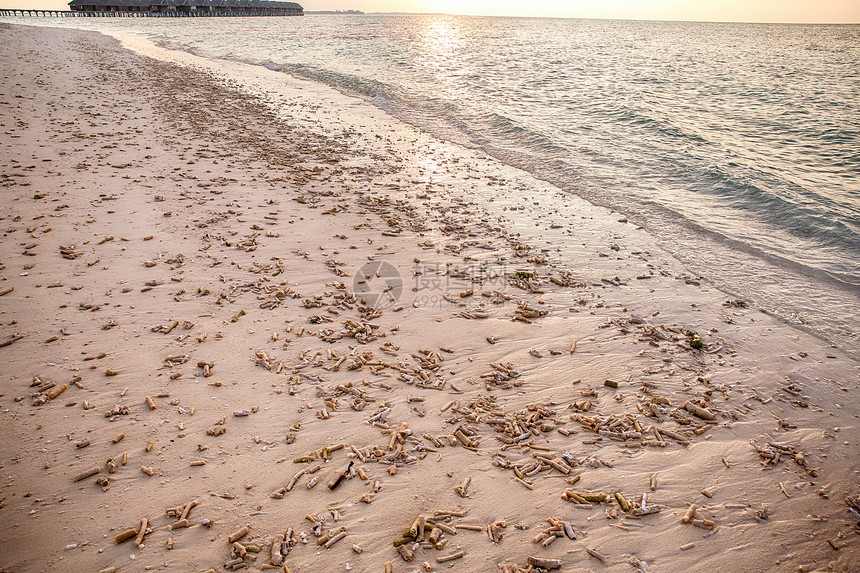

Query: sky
(2, 0), (859, 23)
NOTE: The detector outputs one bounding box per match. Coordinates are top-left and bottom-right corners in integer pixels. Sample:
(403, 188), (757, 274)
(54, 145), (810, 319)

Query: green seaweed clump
(688, 332), (704, 350)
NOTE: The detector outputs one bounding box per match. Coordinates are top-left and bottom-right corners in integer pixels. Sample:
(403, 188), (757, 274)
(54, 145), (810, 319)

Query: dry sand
(0, 22), (858, 573)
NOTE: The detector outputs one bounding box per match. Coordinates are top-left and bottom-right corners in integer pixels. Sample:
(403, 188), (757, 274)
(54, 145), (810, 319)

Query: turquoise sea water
(5, 15), (860, 351)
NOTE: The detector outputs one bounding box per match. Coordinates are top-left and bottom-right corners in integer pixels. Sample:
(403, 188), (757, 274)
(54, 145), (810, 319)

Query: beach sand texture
(0, 23), (857, 573)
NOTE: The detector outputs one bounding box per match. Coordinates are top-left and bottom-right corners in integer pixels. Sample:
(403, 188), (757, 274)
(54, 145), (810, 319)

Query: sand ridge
(0, 23), (858, 573)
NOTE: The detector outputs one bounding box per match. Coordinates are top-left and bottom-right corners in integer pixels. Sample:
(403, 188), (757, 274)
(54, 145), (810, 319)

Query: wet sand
(0, 23), (858, 573)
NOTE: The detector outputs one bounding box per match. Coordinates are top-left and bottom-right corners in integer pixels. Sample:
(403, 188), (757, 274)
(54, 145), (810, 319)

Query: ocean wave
(280, 63), (393, 100)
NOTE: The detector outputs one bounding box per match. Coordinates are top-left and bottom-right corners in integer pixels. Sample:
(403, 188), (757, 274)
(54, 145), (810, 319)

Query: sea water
(5, 14), (859, 353)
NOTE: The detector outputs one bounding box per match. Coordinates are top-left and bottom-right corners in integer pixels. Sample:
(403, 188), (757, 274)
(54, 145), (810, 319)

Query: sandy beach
(0, 22), (858, 573)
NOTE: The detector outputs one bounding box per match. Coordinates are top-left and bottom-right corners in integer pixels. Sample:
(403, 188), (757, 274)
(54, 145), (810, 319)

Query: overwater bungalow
(67, 0), (304, 16)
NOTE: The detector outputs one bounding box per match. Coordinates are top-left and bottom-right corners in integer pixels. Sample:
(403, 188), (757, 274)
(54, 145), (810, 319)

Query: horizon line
(360, 11), (860, 25)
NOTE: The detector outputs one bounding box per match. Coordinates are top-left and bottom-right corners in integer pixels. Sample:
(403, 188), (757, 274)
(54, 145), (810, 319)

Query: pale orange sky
(2, 0), (859, 22)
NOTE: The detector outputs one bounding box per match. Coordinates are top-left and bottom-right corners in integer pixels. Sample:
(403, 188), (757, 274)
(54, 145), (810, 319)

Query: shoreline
(140, 19), (860, 360)
(0, 23), (858, 573)
(115, 24), (860, 361)
(3, 16), (858, 360)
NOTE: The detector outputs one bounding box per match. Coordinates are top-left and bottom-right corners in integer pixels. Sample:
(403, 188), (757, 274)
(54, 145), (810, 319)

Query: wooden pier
(2, 1), (303, 17)
(1, 9), (80, 16)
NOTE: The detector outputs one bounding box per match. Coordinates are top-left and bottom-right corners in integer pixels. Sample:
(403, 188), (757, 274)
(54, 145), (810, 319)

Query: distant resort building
(66, 0), (304, 16)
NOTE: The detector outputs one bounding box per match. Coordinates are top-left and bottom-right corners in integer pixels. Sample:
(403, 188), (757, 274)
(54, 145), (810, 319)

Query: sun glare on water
(417, 16), (472, 101)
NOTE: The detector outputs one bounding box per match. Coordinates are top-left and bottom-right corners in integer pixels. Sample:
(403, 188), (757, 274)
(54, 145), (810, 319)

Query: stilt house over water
(67, 0), (304, 16)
